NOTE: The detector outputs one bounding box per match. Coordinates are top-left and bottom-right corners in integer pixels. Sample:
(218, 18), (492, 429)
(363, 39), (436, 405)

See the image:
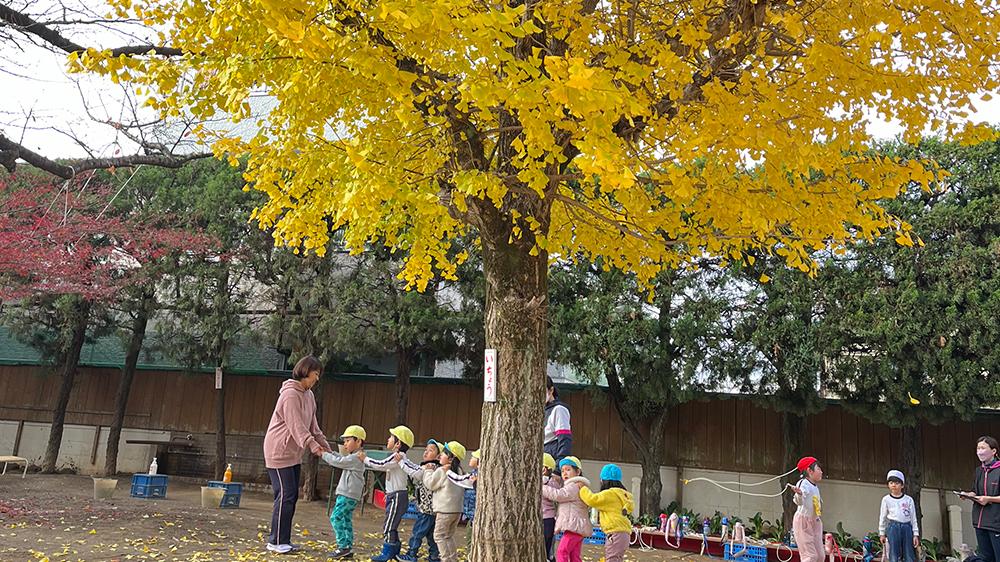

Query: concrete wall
(573, 459), (978, 549)
(0, 420), (169, 475)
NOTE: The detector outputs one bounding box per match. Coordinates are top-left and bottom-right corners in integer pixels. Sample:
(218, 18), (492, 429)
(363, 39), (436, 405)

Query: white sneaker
(266, 543), (294, 554)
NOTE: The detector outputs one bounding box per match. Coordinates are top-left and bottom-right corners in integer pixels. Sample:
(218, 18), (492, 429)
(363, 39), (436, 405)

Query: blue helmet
(558, 456), (582, 470)
(600, 463), (623, 481)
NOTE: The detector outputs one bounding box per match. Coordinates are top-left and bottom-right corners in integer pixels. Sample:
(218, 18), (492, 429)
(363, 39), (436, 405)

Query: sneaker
(327, 548), (354, 559)
(288, 543), (302, 552)
(397, 554), (418, 562)
(266, 543), (294, 554)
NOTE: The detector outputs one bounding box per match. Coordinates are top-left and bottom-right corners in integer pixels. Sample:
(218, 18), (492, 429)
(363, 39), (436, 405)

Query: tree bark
(42, 297), (91, 473)
(104, 291), (154, 476)
(637, 411), (668, 516)
(395, 347), (413, 426)
(781, 411), (806, 534)
(901, 424), (924, 529)
(468, 215), (549, 562)
(214, 365), (227, 480)
(604, 362), (668, 517)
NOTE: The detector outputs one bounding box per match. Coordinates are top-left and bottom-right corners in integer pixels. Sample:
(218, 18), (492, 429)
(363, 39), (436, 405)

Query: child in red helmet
(791, 456), (825, 562)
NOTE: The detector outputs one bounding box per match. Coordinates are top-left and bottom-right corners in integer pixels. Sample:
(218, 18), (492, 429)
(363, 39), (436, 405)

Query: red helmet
(796, 456), (818, 472)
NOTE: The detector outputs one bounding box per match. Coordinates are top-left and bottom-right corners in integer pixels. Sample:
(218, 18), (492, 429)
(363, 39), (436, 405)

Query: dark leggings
(543, 518), (556, 560)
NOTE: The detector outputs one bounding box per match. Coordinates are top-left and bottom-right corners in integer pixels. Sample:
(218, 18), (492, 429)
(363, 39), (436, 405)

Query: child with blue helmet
(541, 456), (592, 562)
(580, 464), (634, 562)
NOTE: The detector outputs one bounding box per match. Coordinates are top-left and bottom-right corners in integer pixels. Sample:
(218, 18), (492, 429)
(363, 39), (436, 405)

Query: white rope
(686, 480), (796, 498)
(630, 527), (657, 551)
(730, 522), (748, 558)
(664, 533), (681, 548)
(95, 164), (142, 221)
(684, 467), (799, 488)
(777, 542), (795, 562)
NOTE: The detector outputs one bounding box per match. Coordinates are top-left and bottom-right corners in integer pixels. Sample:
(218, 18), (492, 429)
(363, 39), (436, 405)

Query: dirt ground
(0, 474), (702, 562)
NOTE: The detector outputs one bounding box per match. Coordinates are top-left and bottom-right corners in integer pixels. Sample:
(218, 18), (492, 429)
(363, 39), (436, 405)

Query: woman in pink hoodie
(541, 456), (592, 562)
(262, 356), (332, 554)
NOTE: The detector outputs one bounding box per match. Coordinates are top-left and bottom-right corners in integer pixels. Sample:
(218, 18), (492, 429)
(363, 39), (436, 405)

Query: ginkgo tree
(74, 1), (999, 559)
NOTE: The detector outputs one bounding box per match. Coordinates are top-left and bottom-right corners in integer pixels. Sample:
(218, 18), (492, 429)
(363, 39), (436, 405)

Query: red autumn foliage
(0, 172), (216, 300)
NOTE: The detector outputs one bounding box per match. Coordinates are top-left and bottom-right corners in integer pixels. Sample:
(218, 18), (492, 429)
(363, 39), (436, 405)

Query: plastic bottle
(149, 457), (158, 475)
(660, 513), (669, 533)
(223, 464), (233, 483)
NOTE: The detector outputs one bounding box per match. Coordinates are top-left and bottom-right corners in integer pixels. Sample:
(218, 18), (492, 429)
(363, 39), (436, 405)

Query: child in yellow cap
(364, 425), (415, 561)
(399, 440), (443, 562)
(321, 425), (367, 559)
(406, 441), (467, 562)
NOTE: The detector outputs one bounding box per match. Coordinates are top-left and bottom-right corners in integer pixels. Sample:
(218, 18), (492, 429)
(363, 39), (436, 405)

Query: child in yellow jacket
(580, 464), (634, 562)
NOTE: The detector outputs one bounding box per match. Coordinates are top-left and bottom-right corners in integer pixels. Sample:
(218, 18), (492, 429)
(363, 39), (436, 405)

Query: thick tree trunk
(215, 365), (227, 480)
(901, 424), (924, 529)
(637, 411), (668, 516)
(104, 291), (153, 476)
(469, 223), (549, 562)
(395, 347), (412, 426)
(42, 297), (91, 473)
(301, 379), (323, 501)
(213, 267), (231, 481)
(781, 411), (805, 535)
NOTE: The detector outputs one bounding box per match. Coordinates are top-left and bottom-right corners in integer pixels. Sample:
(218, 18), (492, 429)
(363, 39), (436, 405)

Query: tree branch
(0, 4), (183, 57)
(0, 132), (212, 178)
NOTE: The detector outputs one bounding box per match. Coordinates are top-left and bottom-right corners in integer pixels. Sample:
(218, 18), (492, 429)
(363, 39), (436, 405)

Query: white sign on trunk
(215, 367), (223, 390)
(484, 349), (497, 403)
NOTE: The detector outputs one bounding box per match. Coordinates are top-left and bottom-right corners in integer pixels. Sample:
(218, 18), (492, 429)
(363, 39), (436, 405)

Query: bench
(0, 456), (28, 478)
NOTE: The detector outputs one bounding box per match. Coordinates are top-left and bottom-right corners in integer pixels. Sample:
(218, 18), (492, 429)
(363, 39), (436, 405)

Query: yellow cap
(389, 425), (414, 447)
(444, 441), (466, 461)
(543, 453), (556, 470)
(471, 449), (481, 459)
(341, 425), (367, 441)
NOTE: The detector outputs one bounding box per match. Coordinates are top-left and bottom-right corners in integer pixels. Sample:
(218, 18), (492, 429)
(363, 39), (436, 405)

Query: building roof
(0, 326), (287, 375)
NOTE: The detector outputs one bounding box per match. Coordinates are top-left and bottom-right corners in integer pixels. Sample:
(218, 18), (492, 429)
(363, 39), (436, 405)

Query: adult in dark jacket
(544, 376), (572, 461)
(962, 436), (1000, 562)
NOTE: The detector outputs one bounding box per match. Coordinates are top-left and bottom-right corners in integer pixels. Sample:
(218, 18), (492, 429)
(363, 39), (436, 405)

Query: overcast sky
(3, 0), (1000, 162)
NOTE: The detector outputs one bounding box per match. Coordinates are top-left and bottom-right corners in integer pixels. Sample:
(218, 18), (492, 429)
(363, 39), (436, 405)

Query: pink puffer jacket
(542, 474), (563, 519)
(541, 476), (592, 537)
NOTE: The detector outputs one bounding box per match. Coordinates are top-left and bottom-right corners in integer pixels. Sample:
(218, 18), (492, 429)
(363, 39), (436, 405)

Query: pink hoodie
(541, 475), (593, 537)
(263, 379), (331, 469)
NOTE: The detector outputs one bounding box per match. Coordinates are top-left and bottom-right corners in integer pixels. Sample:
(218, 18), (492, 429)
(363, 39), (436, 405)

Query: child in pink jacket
(541, 456), (591, 562)
(542, 453), (563, 562)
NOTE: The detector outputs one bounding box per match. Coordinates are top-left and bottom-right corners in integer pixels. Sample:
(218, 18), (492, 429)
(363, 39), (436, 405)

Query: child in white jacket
(404, 440), (467, 562)
(879, 470), (920, 562)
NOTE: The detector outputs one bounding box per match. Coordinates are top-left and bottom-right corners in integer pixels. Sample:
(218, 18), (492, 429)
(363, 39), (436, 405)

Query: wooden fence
(2, 365), (997, 488)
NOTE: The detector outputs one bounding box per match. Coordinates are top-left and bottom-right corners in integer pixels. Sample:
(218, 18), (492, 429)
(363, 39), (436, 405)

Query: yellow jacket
(579, 486), (634, 534)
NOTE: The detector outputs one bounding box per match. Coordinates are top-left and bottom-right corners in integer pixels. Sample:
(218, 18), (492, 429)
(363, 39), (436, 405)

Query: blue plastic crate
(208, 481), (242, 508)
(554, 527), (606, 546)
(583, 528), (606, 546)
(402, 501), (420, 520)
(130, 474), (168, 499)
(462, 489), (476, 522)
(724, 543), (768, 562)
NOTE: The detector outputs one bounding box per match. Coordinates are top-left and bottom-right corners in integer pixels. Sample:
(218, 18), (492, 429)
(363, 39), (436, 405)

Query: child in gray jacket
(321, 425), (367, 560)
